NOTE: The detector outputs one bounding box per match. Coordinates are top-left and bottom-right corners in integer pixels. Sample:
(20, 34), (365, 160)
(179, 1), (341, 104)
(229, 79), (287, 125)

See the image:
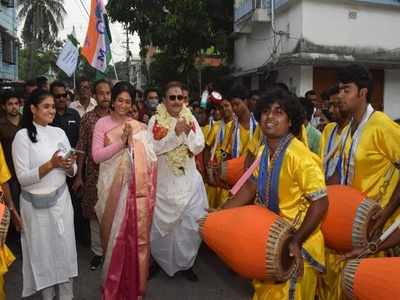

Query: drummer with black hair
(222, 89), (328, 300)
(223, 85), (260, 162)
(203, 97), (235, 208)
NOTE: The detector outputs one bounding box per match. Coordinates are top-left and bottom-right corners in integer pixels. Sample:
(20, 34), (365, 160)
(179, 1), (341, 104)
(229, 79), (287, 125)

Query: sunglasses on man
(168, 95), (184, 101)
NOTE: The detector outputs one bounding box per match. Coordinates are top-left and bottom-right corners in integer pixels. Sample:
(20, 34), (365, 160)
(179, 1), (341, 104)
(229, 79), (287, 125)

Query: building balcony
(234, 0), (272, 35)
(234, 0), (270, 21)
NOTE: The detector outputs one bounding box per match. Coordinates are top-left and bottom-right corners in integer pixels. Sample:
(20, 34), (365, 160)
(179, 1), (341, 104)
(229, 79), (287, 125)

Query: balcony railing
(234, 0), (270, 21)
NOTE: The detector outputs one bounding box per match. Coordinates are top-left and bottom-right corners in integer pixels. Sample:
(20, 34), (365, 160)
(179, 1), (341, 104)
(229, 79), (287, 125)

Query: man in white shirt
(147, 81), (208, 282)
(69, 77), (97, 117)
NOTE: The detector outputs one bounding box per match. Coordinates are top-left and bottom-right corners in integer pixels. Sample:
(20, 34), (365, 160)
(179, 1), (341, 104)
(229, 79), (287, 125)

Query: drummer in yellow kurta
(213, 86), (259, 204)
(0, 143), (21, 300)
(223, 90), (328, 300)
(201, 107), (222, 208)
(337, 64), (400, 237)
(318, 85), (351, 300)
(319, 64), (400, 300)
(204, 100), (234, 208)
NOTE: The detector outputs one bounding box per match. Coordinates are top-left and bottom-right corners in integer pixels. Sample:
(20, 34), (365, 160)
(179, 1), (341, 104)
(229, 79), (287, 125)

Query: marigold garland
(155, 103), (195, 176)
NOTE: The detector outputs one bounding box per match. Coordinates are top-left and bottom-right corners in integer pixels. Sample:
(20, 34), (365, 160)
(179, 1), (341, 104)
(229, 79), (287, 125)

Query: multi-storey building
(0, 0), (18, 81)
(233, 0), (400, 119)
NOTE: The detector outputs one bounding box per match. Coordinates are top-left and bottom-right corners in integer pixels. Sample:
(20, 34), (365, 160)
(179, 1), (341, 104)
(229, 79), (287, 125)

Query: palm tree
(18, 0), (66, 78)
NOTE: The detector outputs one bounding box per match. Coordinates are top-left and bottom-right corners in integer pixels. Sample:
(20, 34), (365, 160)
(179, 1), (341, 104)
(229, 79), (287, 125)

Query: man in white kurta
(12, 123), (78, 298)
(148, 100), (208, 280)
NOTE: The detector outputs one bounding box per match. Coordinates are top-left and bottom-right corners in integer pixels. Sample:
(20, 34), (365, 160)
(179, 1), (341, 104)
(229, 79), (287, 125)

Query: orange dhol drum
(200, 205), (295, 282)
(343, 258), (400, 300)
(220, 155), (246, 186)
(321, 185), (381, 253)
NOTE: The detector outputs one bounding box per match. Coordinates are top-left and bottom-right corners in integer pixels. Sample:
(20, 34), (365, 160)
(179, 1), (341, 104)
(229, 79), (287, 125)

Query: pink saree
(96, 120), (157, 300)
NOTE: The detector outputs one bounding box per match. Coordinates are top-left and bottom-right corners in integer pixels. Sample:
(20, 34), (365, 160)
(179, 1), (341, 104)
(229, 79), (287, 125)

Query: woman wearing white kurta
(148, 82), (208, 281)
(12, 89), (78, 299)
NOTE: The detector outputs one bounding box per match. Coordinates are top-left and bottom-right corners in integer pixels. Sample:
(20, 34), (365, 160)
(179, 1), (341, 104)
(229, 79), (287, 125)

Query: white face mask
(147, 99), (159, 109)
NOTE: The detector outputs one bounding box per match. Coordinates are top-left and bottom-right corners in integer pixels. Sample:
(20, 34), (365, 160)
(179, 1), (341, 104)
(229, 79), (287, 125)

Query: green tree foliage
(18, 0), (66, 78)
(18, 40), (63, 81)
(106, 0), (233, 90)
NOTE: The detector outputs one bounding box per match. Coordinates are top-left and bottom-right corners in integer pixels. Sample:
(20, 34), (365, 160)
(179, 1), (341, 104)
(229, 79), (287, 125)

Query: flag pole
(111, 55), (119, 80)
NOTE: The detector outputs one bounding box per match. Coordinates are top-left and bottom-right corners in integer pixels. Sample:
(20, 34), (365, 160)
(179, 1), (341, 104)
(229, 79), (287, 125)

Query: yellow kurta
(247, 125), (263, 157)
(205, 121), (234, 208)
(342, 112), (400, 210)
(320, 112), (400, 300)
(253, 138), (326, 300)
(224, 124), (252, 156)
(0, 143), (15, 300)
(318, 123), (347, 300)
(216, 121), (259, 207)
(319, 122), (339, 160)
(0, 144), (11, 185)
(202, 124), (219, 207)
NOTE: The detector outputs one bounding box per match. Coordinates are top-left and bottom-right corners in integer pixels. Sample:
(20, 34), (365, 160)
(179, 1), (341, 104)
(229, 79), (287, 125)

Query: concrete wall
(275, 65), (313, 96)
(234, 1), (303, 72)
(233, 0), (400, 73)
(303, 0), (400, 50)
(384, 69), (400, 120)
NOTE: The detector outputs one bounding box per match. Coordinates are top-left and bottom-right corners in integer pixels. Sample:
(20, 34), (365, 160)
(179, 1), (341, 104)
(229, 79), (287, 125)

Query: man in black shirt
(0, 92), (22, 213)
(51, 81), (88, 246)
(50, 81), (81, 148)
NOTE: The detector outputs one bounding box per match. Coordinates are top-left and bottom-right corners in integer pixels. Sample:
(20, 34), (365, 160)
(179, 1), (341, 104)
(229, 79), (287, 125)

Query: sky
(60, 0), (141, 63)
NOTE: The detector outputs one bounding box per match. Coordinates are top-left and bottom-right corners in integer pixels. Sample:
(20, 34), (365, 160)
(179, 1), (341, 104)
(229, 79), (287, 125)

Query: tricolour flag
(81, 0), (112, 73)
(56, 27), (80, 77)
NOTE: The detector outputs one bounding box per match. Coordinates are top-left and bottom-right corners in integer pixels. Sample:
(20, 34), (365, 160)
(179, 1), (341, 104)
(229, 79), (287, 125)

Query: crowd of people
(0, 63), (399, 300)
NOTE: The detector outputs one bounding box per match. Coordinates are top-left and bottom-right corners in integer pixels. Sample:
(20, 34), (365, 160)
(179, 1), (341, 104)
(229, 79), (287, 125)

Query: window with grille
(1, 34), (16, 65)
(0, 0), (15, 8)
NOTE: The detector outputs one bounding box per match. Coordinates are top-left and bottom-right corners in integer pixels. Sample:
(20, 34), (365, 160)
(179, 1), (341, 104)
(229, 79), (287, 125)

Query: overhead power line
(78, 0), (89, 17)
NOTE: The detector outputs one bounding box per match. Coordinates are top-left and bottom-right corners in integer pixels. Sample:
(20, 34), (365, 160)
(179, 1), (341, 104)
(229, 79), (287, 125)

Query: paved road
(6, 241), (253, 299)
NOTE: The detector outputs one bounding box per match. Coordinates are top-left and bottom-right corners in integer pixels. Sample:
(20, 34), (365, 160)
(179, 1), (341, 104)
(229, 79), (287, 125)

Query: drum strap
(324, 124), (340, 180)
(288, 248), (326, 300)
(340, 104), (375, 185)
(258, 134), (293, 214)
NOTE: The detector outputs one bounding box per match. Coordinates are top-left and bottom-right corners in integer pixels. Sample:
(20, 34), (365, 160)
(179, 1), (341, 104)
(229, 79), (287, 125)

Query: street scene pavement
(6, 241), (253, 300)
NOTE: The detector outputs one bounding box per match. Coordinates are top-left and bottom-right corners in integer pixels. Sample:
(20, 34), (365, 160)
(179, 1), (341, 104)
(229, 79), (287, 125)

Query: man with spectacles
(50, 81), (87, 251)
(148, 81), (208, 282)
(50, 81), (81, 148)
(69, 77), (97, 118)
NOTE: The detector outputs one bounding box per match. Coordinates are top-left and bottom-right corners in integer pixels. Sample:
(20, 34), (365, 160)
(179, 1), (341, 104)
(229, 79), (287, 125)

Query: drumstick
(378, 218), (400, 243)
(230, 156), (261, 196)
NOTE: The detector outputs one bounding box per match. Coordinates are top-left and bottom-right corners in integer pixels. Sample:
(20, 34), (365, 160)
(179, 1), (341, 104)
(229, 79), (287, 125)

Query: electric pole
(125, 28), (131, 82)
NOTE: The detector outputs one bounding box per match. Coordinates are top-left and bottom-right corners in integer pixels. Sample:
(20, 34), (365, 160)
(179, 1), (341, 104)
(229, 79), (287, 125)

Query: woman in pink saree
(92, 82), (157, 299)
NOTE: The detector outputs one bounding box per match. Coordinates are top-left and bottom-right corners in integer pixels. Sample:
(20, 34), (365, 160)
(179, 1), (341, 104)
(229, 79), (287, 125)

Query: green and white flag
(56, 27), (80, 77)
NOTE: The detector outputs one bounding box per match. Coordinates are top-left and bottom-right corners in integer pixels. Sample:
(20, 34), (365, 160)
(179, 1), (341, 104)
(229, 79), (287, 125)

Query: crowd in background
(0, 64), (399, 299)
